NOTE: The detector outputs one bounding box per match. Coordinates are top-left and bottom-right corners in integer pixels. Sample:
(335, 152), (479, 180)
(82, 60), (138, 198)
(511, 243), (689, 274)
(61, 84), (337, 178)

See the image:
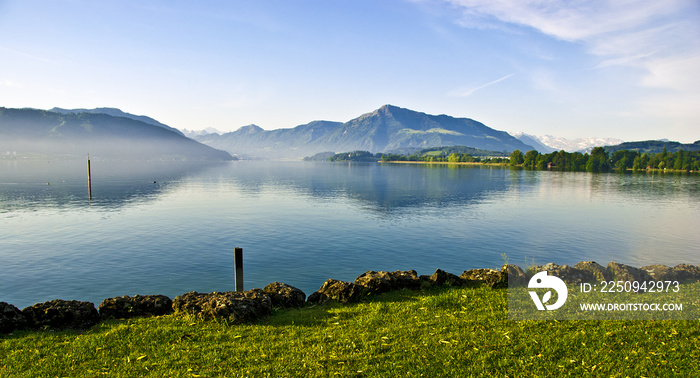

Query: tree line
(509, 147), (700, 172)
(378, 152), (508, 164)
(329, 150), (509, 164)
(326, 147), (699, 172)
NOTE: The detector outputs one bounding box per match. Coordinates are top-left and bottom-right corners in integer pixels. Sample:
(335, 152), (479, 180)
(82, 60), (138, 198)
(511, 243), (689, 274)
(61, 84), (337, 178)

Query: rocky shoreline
(2, 261), (699, 334)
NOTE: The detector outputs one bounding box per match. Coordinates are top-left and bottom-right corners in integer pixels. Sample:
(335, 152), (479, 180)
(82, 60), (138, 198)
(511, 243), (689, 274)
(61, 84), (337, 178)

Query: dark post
(234, 247), (244, 292)
(87, 154), (92, 201)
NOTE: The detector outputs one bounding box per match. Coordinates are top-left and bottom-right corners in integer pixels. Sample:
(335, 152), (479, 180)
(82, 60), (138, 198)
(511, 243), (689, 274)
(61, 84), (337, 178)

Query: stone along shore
(1, 261), (699, 334)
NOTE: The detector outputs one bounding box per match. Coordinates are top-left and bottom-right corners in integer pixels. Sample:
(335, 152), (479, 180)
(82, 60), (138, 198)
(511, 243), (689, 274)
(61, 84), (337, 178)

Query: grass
(2, 286), (698, 377)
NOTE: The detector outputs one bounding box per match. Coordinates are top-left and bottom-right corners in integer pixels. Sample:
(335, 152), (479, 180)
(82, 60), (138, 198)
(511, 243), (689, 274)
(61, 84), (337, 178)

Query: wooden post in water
(87, 154), (92, 201)
(234, 247), (244, 292)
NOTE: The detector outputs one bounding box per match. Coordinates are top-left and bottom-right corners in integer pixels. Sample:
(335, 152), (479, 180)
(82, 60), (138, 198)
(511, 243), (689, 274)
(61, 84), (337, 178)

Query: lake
(1, 160), (698, 309)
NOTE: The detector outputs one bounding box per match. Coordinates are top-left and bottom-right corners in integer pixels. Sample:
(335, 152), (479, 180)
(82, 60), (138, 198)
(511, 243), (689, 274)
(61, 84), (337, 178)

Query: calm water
(1, 160), (698, 309)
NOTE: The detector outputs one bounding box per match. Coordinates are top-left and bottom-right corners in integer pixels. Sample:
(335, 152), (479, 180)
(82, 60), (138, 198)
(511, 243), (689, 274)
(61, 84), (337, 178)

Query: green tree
(509, 150), (524, 166)
(552, 150), (569, 171)
(673, 149), (685, 170)
(523, 150), (539, 169)
(632, 155), (645, 172)
(571, 152), (588, 171)
(586, 147), (610, 173)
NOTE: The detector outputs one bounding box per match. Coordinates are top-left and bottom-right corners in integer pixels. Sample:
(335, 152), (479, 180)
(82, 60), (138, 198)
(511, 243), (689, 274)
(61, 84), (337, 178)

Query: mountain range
(195, 105), (535, 159)
(3, 105), (692, 161)
(0, 107), (233, 161)
(511, 132), (625, 153)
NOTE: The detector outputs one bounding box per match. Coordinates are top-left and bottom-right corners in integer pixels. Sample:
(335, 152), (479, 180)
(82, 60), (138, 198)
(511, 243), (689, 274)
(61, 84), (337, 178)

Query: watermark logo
(528, 271), (568, 311)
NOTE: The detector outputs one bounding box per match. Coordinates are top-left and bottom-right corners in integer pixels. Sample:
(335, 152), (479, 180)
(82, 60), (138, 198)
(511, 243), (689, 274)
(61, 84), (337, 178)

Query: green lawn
(2, 286), (698, 377)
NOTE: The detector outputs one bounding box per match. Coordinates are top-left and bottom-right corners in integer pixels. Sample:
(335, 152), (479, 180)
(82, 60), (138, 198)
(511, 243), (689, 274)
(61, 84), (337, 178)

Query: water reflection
(193, 161), (514, 213)
(0, 160), (224, 212)
(5, 161), (695, 215)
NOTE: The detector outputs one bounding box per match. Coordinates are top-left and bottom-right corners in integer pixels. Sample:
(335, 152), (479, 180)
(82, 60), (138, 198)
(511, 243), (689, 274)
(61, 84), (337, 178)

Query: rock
(21, 300), (100, 330)
(640, 264), (675, 281)
(529, 263), (595, 285)
(1, 302), (27, 334)
(672, 263), (700, 282)
(355, 271), (394, 294)
(263, 282), (306, 308)
(423, 269), (465, 287)
(172, 290), (273, 323)
(307, 279), (367, 304)
(98, 294), (173, 319)
(460, 268), (504, 288)
(574, 261), (610, 282)
(387, 270), (422, 290)
(606, 262), (654, 282)
(502, 264), (527, 287)
(354, 270), (420, 294)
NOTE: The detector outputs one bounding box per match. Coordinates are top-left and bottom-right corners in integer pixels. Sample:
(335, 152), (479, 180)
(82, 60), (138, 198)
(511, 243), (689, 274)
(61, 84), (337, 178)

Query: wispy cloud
(0, 46), (60, 65)
(440, 0), (700, 90)
(1, 78), (25, 89)
(443, 0), (689, 42)
(448, 73), (514, 97)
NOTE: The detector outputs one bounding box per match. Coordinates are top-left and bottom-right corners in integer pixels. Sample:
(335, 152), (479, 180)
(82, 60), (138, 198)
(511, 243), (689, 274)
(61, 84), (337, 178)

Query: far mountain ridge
(537, 134), (624, 153)
(510, 132), (625, 153)
(511, 132), (556, 153)
(196, 104), (535, 159)
(0, 107), (233, 161)
(50, 107), (184, 136)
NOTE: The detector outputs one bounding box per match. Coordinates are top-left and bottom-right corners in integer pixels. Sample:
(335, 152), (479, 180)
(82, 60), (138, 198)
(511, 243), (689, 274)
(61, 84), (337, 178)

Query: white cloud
(641, 54), (700, 91)
(441, 0), (700, 84)
(438, 0), (700, 130)
(1, 78), (25, 89)
(443, 0), (688, 42)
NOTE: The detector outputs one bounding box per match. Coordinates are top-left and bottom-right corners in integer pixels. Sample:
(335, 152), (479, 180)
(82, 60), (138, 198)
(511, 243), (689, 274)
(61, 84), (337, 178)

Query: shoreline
(2, 260), (698, 334)
(382, 160), (698, 173)
(381, 160), (506, 167)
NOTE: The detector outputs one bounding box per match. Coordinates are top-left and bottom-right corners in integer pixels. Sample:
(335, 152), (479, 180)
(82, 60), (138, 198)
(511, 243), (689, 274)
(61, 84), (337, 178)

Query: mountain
(181, 127), (224, 139)
(50, 107), (185, 136)
(535, 135), (624, 153)
(196, 105), (535, 159)
(195, 121), (344, 159)
(511, 132), (556, 153)
(604, 140), (700, 154)
(0, 107), (234, 161)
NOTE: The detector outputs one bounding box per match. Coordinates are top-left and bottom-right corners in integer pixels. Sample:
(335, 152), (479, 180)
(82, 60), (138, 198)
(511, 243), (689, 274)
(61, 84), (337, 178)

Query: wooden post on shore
(87, 154), (92, 201)
(234, 247), (244, 292)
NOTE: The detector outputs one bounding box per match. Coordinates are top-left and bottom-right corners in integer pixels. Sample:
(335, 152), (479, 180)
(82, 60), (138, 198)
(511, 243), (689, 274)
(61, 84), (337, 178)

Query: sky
(0, 0), (698, 142)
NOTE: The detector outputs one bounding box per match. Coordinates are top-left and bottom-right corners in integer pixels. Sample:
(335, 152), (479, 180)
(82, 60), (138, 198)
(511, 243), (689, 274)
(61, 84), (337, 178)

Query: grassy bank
(2, 286), (698, 377)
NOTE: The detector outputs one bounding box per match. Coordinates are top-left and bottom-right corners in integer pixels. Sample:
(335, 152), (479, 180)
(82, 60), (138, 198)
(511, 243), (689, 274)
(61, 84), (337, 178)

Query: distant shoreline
(382, 160), (699, 173)
(381, 160), (506, 166)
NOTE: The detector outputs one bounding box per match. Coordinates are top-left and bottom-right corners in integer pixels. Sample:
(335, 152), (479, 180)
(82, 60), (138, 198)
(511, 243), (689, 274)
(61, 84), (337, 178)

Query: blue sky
(1, 0), (698, 142)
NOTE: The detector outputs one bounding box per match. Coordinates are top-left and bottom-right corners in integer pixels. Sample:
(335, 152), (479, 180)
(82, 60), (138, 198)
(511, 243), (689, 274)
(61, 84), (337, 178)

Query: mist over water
(1, 160), (698, 309)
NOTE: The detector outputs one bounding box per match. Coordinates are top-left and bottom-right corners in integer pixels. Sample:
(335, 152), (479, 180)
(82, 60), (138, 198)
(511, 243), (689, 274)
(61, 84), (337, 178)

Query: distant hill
(604, 140), (700, 154)
(409, 145), (509, 157)
(50, 107), (185, 136)
(195, 105), (535, 159)
(0, 107), (234, 161)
